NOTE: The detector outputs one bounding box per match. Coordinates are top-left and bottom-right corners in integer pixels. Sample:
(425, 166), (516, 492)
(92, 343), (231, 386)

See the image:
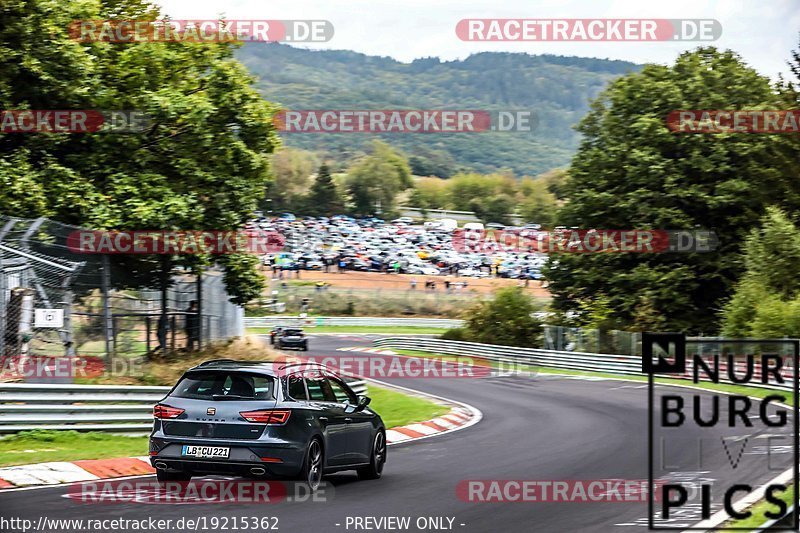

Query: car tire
(156, 469), (191, 485)
(295, 438), (324, 491)
(357, 430), (386, 480)
(302, 344), (308, 351)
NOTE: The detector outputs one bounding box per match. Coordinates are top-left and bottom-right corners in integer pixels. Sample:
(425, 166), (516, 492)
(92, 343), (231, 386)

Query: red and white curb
(385, 406), (475, 443)
(0, 457), (154, 488)
(337, 346), (399, 355)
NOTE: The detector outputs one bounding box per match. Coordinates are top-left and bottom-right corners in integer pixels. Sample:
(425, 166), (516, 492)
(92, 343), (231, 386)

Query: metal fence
(542, 325), (642, 355)
(0, 379), (368, 433)
(244, 316), (464, 329)
(0, 217), (244, 379)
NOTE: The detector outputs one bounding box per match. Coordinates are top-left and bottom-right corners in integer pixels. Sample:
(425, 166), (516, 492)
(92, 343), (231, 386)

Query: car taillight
(153, 404), (185, 419)
(240, 409), (291, 425)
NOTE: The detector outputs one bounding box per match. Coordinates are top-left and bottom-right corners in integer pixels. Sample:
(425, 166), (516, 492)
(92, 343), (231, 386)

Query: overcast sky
(158, 0), (799, 80)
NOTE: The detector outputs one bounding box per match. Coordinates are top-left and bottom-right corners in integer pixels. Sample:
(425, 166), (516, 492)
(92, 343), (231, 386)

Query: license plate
(181, 445), (230, 458)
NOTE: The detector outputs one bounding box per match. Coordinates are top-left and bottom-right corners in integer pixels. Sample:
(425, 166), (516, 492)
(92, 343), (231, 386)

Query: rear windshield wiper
(212, 394), (255, 401)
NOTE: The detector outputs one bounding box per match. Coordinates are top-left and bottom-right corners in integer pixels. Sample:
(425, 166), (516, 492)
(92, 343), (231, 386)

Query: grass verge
(0, 431), (148, 467)
(366, 384), (449, 429)
(723, 484), (795, 529)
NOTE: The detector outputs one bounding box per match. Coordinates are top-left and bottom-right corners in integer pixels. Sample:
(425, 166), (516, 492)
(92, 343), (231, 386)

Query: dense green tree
(470, 194), (514, 225)
(408, 148), (457, 178)
(518, 177), (558, 226)
(345, 141), (412, 216)
(447, 173), (515, 211)
(0, 0), (281, 304)
(409, 177), (449, 212)
(460, 287), (543, 347)
(721, 207), (800, 336)
(267, 148), (318, 212)
(545, 47), (799, 332)
(306, 163), (344, 216)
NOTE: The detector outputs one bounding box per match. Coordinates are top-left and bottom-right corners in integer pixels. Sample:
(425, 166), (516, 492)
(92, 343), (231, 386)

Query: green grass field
(366, 385), (448, 428)
(0, 431), (149, 467)
(0, 384), (448, 467)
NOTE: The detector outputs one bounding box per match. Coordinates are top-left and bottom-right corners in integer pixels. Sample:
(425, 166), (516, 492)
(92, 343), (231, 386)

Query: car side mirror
(354, 395), (371, 412)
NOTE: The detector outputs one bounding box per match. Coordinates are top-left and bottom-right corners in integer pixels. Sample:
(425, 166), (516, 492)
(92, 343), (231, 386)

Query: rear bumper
(149, 437), (305, 477)
(277, 340), (307, 348)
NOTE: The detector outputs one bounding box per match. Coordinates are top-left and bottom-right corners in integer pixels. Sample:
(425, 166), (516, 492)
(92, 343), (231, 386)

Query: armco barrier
(0, 379), (367, 434)
(372, 337), (796, 392)
(245, 316), (462, 329)
(373, 337), (643, 375)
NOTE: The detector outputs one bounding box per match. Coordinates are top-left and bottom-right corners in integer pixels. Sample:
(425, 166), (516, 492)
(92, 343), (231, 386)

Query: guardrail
(372, 337), (795, 391)
(0, 379), (367, 434)
(245, 316), (462, 329)
(374, 336), (642, 373)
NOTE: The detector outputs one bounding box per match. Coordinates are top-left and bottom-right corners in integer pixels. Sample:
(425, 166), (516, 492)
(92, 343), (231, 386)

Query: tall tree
(267, 148), (318, 212)
(0, 0), (281, 304)
(545, 47), (799, 332)
(306, 163), (344, 216)
(345, 141), (412, 216)
(721, 207), (800, 336)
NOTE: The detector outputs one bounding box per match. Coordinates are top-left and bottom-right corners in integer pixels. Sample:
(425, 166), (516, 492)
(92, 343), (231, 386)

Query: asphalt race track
(0, 334), (793, 532)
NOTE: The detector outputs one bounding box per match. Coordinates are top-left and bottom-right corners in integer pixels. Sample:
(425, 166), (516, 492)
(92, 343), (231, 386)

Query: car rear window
(284, 329), (303, 336)
(171, 371), (274, 400)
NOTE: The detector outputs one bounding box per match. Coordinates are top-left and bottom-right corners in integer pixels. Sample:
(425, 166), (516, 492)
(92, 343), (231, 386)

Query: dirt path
(260, 267), (550, 298)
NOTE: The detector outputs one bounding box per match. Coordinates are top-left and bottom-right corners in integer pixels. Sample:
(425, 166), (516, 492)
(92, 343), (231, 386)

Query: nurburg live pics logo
(643, 332), (799, 530)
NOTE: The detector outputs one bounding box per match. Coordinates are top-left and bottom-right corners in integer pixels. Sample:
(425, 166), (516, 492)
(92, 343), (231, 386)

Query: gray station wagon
(149, 360), (386, 490)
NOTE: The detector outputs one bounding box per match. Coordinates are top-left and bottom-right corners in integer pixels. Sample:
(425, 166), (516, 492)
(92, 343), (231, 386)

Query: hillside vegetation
(237, 43), (640, 176)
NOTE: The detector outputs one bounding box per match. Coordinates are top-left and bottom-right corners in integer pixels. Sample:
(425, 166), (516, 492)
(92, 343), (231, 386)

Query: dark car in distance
(275, 328), (308, 351)
(149, 360), (386, 490)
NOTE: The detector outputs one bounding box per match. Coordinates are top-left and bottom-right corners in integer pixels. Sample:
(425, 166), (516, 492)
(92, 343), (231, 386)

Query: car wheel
(358, 431), (386, 480)
(156, 469), (191, 485)
(302, 344), (308, 351)
(296, 438), (324, 491)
